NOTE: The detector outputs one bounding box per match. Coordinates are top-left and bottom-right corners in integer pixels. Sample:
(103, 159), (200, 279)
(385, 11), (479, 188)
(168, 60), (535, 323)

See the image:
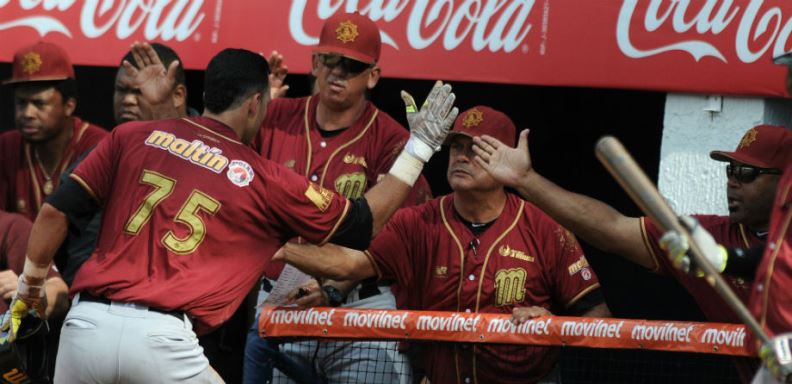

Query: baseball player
(470, 124), (791, 381)
(6, 48), (456, 383)
(246, 12), (432, 384)
(0, 41), (107, 222)
(275, 106), (610, 383)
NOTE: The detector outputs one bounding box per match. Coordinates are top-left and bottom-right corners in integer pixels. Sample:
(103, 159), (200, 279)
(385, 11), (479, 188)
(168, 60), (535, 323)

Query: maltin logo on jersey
(227, 160), (254, 187)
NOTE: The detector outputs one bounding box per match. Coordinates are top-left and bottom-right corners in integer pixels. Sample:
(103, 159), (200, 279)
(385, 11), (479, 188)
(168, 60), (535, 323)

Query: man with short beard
(0, 41), (106, 221)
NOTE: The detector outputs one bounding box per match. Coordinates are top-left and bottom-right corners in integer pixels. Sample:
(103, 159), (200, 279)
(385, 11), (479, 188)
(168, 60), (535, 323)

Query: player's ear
(63, 96), (77, 117)
(367, 66), (380, 90)
(311, 54), (321, 77)
(172, 84), (187, 111)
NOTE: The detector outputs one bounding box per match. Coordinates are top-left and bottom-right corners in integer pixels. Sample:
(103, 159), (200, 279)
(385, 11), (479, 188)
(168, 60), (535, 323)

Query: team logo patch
(738, 127), (758, 149)
(581, 268), (592, 281)
(494, 268), (527, 306)
(343, 153), (368, 168)
(498, 244), (534, 262)
(284, 159), (296, 169)
(462, 108), (484, 128)
(434, 266), (448, 278)
(226, 160), (254, 187)
(568, 256), (590, 276)
(334, 172), (367, 199)
(305, 183), (335, 212)
(22, 52), (42, 75)
(336, 20), (359, 43)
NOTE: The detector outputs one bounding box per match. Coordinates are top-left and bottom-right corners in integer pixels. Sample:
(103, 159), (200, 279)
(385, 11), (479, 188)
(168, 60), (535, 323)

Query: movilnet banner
(259, 307), (753, 356)
(1, 0), (791, 97)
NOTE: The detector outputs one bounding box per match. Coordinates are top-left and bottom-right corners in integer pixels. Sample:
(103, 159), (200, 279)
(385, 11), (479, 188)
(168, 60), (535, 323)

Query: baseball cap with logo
(709, 124), (792, 170)
(4, 41), (75, 85)
(445, 106), (517, 147)
(313, 12), (381, 65)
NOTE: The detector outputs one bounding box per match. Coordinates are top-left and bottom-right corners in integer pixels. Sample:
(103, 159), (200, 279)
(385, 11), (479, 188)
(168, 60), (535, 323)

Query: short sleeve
(365, 208), (418, 285)
(70, 129), (121, 204)
(543, 223), (601, 308)
(262, 162), (350, 245)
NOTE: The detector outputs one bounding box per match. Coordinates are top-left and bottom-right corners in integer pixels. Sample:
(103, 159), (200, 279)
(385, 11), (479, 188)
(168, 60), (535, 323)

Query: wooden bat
(595, 136), (771, 345)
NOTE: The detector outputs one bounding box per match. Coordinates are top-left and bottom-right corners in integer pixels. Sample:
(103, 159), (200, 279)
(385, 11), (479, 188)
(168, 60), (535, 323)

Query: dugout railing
(258, 307), (755, 383)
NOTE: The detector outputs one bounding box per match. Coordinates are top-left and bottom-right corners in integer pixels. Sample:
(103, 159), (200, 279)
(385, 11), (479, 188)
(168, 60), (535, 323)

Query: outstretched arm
(472, 130), (656, 270)
(273, 243), (377, 281)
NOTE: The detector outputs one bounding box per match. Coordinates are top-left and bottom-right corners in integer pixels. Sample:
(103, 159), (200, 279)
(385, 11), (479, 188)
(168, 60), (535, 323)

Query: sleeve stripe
(318, 198), (351, 246)
(639, 217), (663, 273)
(69, 174), (100, 202)
(363, 250), (384, 281)
(565, 283), (601, 308)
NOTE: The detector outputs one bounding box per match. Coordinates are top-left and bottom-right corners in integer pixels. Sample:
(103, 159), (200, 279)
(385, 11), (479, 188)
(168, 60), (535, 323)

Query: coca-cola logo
(617, 0), (792, 63)
(289, 0), (538, 53)
(0, 0), (206, 41)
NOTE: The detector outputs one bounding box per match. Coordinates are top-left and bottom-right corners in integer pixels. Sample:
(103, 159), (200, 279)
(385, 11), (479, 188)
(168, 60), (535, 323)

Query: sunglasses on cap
(317, 54), (373, 75)
(726, 164), (781, 183)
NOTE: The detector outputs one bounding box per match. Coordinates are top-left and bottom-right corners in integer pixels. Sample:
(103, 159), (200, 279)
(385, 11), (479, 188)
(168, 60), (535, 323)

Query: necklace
(33, 149), (57, 195)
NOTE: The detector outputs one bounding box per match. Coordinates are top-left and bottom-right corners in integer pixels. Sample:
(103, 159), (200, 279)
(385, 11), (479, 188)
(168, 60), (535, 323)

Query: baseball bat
(594, 136), (771, 345)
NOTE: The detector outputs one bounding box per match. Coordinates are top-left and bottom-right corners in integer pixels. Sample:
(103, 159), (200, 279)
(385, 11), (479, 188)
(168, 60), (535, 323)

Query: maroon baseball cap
(313, 12), (381, 65)
(709, 124), (792, 170)
(4, 41), (75, 85)
(445, 106), (516, 147)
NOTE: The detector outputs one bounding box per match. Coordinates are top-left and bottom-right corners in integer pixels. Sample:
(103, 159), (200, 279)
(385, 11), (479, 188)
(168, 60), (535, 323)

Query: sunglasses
(726, 164), (781, 183)
(317, 54), (373, 75)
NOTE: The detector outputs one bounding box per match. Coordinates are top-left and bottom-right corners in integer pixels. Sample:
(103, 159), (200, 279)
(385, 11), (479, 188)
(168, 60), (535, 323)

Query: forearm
(514, 172), (653, 269)
(363, 174), (413, 236)
(44, 277), (68, 317)
(24, 204), (68, 283)
(282, 243), (375, 281)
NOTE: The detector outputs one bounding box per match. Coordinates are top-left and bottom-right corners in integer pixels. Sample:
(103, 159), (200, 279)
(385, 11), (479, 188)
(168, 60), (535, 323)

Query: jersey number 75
(123, 169), (221, 254)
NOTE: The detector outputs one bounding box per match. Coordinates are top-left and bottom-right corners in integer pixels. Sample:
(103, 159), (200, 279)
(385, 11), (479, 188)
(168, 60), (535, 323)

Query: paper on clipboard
(262, 264), (313, 306)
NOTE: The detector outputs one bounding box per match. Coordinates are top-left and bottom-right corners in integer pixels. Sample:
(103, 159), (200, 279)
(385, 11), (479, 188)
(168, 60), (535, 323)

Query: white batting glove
(400, 81), (459, 163)
(760, 333), (792, 383)
(659, 216), (727, 276)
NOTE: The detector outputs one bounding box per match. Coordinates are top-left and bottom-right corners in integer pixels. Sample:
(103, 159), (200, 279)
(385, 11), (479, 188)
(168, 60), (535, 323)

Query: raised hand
(472, 129), (533, 188)
(267, 50), (289, 99)
(400, 81), (459, 162)
(121, 42), (179, 112)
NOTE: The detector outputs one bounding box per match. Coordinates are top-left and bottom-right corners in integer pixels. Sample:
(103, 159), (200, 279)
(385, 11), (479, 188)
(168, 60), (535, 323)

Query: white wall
(659, 94), (791, 215)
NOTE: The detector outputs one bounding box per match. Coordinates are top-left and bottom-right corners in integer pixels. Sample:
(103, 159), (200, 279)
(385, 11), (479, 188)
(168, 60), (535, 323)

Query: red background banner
(1, 1), (790, 97)
(259, 307), (753, 356)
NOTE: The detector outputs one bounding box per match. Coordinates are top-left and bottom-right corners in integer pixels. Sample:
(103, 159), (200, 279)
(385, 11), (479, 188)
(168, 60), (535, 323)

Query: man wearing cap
(0, 41), (106, 221)
(469, 124), (792, 382)
(272, 106), (610, 383)
(245, 12), (433, 383)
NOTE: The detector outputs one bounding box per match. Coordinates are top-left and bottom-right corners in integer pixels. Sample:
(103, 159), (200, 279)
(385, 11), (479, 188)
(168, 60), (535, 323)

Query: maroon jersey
(641, 215), (764, 323)
(0, 212), (58, 312)
(0, 117), (106, 221)
(751, 163), (792, 345)
(642, 214), (762, 381)
(69, 117), (349, 334)
(366, 193), (601, 383)
(254, 96), (431, 279)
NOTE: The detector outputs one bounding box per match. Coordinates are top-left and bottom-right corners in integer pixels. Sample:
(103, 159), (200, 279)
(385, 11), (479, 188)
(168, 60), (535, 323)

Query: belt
(79, 292), (185, 320)
(357, 277), (381, 301)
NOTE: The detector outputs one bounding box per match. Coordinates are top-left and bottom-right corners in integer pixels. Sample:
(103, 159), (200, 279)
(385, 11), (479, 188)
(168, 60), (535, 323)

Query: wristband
(17, 275), (45, 299)
(23, 258), (49, 283)
(388, 150), (424, 186)
(404, 136), (435, 163)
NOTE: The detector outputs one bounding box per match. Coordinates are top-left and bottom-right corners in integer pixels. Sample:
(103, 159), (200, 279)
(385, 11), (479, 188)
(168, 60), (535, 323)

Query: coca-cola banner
(259, 307), (753, 356)
(1, 1), (791, 97)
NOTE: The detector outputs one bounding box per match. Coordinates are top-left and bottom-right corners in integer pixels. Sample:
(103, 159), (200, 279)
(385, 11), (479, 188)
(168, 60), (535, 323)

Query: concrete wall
(659, 94), (791, 215)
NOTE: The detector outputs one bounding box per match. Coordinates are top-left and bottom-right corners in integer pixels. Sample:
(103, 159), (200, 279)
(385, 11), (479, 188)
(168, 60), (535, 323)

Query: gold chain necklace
(33, 149), (57, 195)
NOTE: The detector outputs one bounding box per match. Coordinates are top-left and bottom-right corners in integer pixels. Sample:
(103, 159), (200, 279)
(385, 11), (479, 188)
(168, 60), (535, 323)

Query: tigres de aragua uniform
(366, 193), (602, 384)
